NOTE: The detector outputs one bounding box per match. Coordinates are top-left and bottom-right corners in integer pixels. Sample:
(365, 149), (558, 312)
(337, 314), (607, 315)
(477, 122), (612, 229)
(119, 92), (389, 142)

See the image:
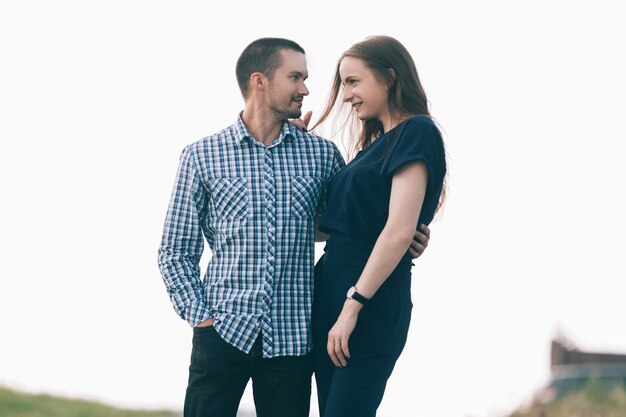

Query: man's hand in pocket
(196, 318), (214, 328)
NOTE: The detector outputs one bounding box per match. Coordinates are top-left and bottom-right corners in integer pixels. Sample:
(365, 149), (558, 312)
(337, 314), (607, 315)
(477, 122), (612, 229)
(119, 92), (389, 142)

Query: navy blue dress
(312, 116), (446, 417)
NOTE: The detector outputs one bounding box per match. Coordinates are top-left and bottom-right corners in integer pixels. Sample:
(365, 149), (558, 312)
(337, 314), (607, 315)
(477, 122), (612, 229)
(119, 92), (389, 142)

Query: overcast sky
(1, 1), (625, 416)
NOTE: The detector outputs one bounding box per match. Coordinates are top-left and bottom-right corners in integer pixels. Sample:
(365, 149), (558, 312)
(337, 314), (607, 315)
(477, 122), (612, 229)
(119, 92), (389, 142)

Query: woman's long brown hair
(312, 35), (447, 215)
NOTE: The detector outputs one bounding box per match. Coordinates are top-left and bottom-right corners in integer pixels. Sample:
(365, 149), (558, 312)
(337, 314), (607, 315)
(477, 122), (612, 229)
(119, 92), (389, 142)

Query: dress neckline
(355, 117), (408, 156)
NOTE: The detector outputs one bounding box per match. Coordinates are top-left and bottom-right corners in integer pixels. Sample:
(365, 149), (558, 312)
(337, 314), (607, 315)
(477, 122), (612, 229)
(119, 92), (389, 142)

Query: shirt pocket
(291, 176), (323, 220)
(209, 177), (249, 220)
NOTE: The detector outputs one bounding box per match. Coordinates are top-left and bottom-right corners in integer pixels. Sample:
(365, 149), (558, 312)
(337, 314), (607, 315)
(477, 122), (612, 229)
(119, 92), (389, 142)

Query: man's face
(266, 49), (309, 119)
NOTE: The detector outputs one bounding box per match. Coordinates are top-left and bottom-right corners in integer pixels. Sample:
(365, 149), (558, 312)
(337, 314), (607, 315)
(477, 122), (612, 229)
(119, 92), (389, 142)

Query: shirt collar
(234, 112), (298, 145)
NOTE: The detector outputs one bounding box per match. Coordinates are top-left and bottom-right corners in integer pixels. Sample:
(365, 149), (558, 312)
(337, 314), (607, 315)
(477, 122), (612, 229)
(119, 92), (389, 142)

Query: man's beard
(284, 107), (302, 119)
(268, 96), (302, 120)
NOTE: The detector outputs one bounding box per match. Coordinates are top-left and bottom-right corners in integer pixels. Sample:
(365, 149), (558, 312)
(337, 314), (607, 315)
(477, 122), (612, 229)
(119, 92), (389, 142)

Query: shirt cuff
(185, 300), (213, 328)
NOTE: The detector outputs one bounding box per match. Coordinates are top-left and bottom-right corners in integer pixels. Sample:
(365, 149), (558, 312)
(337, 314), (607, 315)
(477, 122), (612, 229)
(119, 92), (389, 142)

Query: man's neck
(241, 105), (284, 147)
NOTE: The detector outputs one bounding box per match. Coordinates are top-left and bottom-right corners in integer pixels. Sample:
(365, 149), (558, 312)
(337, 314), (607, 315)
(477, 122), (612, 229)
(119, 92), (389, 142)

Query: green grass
(0, 386), (181, 417)
(508, 383), (626, 417)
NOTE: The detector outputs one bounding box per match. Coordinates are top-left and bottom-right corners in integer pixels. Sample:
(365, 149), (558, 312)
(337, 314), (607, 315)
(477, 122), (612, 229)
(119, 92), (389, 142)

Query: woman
(310, 36), (448, 416)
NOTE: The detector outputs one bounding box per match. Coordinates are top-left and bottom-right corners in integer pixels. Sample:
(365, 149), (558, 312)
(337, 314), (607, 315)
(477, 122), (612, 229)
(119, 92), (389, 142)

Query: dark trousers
(312, 246), (412, 417)
(313, 348), (400, 417)
(183, 326), (313, 417)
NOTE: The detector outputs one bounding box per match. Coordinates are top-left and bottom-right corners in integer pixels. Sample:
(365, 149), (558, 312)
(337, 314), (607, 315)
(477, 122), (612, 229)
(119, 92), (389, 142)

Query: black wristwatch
(346, 286), (369, 305)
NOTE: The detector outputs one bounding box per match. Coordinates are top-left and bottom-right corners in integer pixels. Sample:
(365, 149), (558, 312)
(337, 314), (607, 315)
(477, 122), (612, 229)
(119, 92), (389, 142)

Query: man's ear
(249, 71), (266, 92)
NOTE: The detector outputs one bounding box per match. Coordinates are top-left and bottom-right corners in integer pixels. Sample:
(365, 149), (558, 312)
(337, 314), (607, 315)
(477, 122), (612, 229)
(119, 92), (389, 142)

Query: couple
(158, 36), (447, 417)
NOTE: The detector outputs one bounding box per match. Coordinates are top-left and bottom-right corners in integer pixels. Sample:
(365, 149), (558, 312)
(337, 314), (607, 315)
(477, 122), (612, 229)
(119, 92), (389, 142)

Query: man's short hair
(236, 38), (305, 98)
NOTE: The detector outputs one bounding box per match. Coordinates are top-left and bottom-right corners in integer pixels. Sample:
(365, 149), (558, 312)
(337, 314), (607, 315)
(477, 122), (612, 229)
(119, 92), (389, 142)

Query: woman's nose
(343, 88), (352, 103)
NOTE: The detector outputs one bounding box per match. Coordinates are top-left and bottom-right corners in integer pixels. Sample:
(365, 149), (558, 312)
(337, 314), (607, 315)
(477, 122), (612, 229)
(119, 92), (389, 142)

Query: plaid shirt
(158, 114), (345, 357)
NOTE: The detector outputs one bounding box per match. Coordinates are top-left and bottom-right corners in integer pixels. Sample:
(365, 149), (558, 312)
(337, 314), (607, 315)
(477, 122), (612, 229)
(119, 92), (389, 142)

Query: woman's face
(339, 56), (389, 121)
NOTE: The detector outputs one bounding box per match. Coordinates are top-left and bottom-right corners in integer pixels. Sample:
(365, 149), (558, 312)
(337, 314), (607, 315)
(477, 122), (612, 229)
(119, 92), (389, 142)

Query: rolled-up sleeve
(382, 119), (443, 193)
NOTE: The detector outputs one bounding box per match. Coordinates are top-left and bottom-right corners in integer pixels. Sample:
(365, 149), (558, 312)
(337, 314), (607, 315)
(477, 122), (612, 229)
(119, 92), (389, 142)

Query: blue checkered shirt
(158, 114), (345, 357)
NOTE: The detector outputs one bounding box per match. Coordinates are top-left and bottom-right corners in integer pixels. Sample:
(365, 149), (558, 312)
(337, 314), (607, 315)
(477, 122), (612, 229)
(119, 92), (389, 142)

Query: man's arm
(314, 142), (346, 242)
(157, 145), (213, 328)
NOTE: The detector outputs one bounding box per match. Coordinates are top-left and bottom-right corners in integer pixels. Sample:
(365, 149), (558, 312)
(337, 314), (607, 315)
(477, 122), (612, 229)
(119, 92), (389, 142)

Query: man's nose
(300, 82), (310, 96)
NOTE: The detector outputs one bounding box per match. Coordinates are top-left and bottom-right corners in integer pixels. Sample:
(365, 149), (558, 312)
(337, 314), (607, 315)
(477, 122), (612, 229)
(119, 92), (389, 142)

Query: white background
(1, 1), (625, 416)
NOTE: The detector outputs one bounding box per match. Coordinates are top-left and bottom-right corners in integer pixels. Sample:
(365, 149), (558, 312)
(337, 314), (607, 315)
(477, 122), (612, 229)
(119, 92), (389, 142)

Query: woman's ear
(387, 68), (397, 87)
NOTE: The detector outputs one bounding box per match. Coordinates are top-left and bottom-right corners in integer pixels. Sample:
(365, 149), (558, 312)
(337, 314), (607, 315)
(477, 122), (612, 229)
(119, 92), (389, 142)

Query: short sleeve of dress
(382, 117), (444, 190)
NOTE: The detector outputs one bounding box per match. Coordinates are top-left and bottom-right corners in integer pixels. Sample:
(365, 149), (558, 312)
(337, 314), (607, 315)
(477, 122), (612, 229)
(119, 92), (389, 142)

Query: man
(157, 38), (430, 417)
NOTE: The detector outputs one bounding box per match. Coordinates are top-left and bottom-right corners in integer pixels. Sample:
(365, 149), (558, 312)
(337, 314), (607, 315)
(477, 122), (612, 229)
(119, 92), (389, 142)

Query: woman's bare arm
(326, 160), (428, 367)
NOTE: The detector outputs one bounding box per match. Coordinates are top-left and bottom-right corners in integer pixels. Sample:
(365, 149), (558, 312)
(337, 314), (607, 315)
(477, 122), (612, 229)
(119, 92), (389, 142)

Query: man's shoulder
(184, 124), (238, 153)
(295, 130), (340, 152)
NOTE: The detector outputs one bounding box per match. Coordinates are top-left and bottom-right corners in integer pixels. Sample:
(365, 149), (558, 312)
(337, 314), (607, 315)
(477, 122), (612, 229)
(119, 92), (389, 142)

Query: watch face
(347, 287), (355, 298)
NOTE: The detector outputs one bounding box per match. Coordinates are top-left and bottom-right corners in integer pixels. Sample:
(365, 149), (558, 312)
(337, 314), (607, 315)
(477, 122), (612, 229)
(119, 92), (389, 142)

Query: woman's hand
(327, 299), (362, 367)
(289, 110), (312, 132)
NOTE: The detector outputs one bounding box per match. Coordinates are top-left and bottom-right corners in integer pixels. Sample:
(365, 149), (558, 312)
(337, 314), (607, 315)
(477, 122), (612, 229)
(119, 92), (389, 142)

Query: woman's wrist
(343, 298), (364, 316)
